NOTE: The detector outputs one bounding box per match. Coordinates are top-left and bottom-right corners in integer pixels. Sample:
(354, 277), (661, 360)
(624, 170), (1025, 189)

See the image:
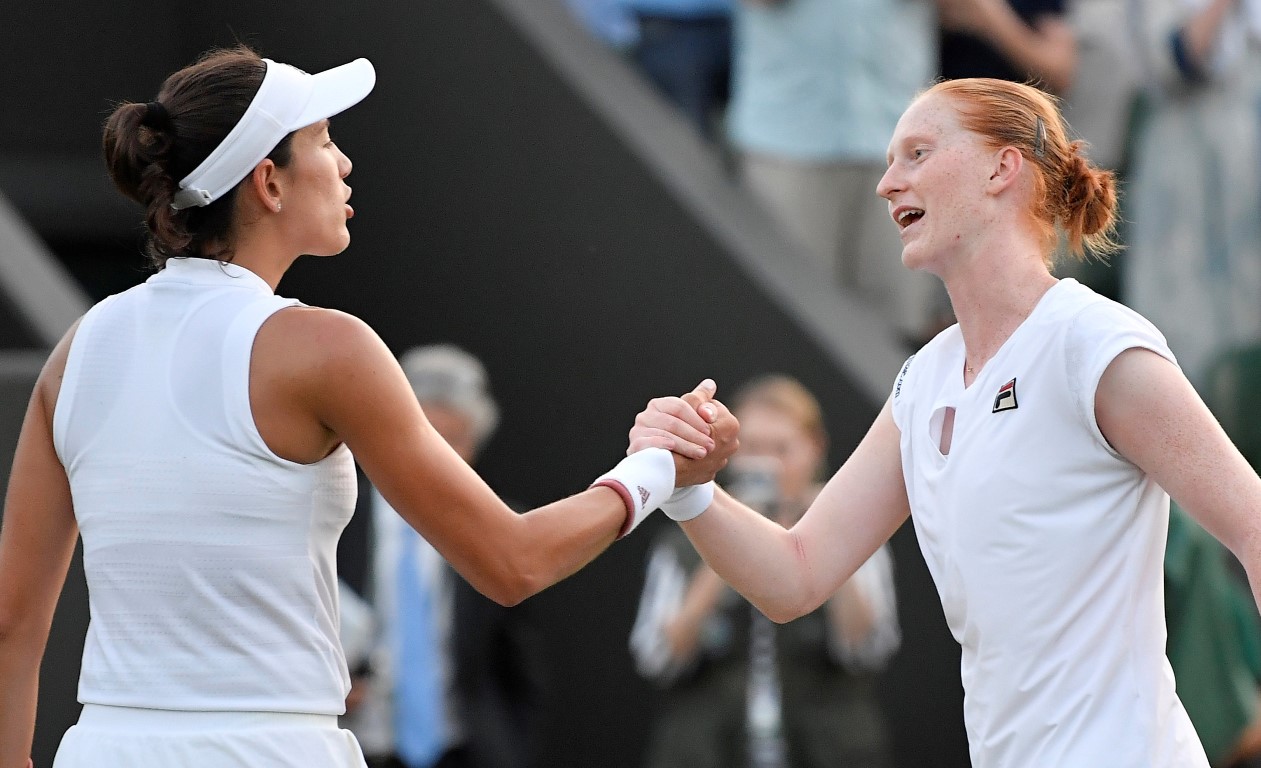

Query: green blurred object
(1165, 503), (1261, 766)
(1203, 344), (1261, 473)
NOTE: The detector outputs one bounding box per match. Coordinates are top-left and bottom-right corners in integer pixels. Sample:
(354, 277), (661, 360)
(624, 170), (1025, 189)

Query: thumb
(681, 378), (718, 422)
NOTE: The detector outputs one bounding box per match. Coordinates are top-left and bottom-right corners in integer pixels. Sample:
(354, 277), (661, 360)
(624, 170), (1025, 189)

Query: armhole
(220, 296), (305, 463)
(51, 297), (116, 466)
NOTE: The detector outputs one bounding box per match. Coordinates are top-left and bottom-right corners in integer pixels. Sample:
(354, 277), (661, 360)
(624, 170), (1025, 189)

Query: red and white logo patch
(992, 378), (1018, 413)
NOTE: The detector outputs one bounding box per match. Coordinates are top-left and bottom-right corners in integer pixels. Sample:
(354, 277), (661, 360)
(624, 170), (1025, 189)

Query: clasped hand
(628, 379), (740, 488)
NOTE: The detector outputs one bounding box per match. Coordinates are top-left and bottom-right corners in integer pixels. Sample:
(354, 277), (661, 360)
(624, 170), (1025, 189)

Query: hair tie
(141, 100), (173, 132)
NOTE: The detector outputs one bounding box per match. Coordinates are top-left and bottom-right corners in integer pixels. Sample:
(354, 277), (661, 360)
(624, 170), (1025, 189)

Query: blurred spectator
(1052, 0), (1142, 300)
(1121, 0), (1261, 388)
(1059, 0), (1140, 173)
(630, 374), (900, 768)
(619, 0), (734, 138)
(724, 0), (945, 344)
(1165, 504), (1261, 768)
(342, 345), (550, 768)
(565, 0), (641, 52)
(937, 0), (1077, 95)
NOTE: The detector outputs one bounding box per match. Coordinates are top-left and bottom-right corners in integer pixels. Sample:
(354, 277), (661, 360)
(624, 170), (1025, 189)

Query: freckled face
(276, 120), (355, 257)
(876, 93), (996, 275)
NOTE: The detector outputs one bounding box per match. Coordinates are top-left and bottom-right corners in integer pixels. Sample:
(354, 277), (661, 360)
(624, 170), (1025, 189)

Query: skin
(1180, 0), (1242, 73)
(659, 403), (879, 663)
(630, 91), (1261, 647)
(937, 0), (1077, 94)
(0, 118), (737, 767)
(739, 0), (1076, 95)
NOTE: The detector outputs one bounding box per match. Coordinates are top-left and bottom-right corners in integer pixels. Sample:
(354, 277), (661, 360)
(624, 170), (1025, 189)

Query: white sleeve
(628, 541), (692, 685)
(1065, 300), (1178, 456)
(828, 545), (902, 672)
(890, 354), (916, 434)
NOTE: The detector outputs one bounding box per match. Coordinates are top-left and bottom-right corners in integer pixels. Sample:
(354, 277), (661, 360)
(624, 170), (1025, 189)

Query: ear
(985, 146), (1024, 195)
(246, 158), (283, 213)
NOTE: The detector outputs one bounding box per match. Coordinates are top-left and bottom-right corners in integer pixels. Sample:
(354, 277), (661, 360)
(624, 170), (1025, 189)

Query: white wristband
(661, 481), (714, 522)
(590, 447), (676, 538)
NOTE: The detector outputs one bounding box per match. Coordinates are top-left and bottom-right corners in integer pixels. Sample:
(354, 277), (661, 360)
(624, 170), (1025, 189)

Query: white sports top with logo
(53, 257), (357, 715)
(891, 279), (1208, 767)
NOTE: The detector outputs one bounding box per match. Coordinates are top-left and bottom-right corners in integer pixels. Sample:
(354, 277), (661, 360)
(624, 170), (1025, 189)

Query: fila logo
(992, 378), (1018, 413)
(637, 486), (651, 506)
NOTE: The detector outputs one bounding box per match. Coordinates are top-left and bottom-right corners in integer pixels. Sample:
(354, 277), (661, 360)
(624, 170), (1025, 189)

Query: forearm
(979, 11), (1076, 93)
(826, 578), (878, 649)
(679, 487), (813, 623)
(497, 487), (626, 603)
(0, 634), (41, 768)
(662, 566), (727, 660)
(1180, 0), (1239, 73)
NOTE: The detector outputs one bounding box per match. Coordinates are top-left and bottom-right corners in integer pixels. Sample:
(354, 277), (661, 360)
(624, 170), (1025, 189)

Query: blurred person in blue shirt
(619, 0), (734, 139)
(725, 0), (944, 344)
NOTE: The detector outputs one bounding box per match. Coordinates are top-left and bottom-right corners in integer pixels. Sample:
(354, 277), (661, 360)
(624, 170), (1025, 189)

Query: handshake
(593, 379), (740, 538)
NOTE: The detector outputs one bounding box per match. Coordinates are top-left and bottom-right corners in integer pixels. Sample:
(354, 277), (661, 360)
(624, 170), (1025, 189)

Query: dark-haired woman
(630, 78), (1261, 766)
(0, 46), (734, 768)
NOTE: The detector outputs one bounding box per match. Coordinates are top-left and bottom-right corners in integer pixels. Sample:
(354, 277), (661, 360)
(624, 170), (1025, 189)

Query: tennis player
(630, 78), (1261, 767)
(0, 45), (735, 768)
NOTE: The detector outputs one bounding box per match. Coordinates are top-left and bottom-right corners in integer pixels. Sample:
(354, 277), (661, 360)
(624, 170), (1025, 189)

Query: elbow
(758, 593), (814, 625)
(480, 550), (548, 608)
(476, 569), (535, 608)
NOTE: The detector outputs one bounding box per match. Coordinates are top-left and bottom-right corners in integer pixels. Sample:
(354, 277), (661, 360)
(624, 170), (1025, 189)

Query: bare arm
(1180, 0), (1241, 72)
(1096, 348), (1261, 613)
(662, 565), (729, 660)
(670, 399), (910, 623)
(826, 579), (878, 649)
(938, 0), (1077, 93)
(0, 327), (80, 768)
(264, 309), (735, 606)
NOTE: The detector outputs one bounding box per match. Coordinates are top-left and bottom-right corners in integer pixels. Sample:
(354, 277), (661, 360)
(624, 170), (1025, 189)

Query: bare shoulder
(255, 305), (395, 375)
(36, 317), (84, 427)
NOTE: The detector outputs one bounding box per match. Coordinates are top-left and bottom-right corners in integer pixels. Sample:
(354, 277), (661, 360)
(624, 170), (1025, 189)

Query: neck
(942, 239), (1057, 373)
(226, 221), (300, 292)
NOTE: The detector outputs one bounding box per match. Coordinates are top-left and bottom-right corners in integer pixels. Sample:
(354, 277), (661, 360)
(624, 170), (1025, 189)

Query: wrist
(591, 448), (676, 538)
(662, 481), (714, 522)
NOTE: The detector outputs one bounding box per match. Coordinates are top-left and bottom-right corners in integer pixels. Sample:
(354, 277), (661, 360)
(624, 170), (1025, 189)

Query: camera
(721, 456), (782, 518)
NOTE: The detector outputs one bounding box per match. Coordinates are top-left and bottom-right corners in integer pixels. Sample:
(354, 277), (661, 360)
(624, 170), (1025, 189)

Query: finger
(628, 432), (709, 459)
(642, 397), (714, 438)
(639, 425), (710, 458)
(628, 435), (676, 455)
(690, 378), (717, 401)
(680, 378), (718, 410)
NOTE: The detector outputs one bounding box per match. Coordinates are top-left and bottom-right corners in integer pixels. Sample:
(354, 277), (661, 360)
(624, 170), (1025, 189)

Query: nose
(337, 147), (352, 179)
(876, 163), (901, 201)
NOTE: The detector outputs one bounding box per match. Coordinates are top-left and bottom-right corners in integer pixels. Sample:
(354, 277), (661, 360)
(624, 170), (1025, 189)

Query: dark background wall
(0, 2), (969, 766)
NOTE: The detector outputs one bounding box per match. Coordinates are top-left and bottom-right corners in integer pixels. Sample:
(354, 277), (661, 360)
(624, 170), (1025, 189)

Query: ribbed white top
(53, 257), (357, 714)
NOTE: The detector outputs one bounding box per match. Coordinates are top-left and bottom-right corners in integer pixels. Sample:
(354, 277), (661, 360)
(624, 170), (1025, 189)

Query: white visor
(171, 57), (376, 210)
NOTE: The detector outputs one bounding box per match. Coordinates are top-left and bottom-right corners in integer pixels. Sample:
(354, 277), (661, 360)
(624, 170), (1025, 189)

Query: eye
(913, 148), (926, 160)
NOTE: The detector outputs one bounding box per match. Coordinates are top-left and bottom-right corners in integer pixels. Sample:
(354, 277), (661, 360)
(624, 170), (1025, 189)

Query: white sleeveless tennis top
(53, 257), (357, 715)
(891, 279), (1208, 767)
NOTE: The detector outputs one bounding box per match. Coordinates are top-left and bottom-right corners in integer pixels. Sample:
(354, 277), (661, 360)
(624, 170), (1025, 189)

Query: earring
(275, 203), (282, 213)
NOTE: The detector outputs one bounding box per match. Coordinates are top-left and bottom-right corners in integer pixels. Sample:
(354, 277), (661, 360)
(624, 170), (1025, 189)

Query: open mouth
(896, 208), (925, 229)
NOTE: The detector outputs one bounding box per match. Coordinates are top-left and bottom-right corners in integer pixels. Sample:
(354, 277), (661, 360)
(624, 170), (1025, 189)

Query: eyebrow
(887, 133), (934, 162)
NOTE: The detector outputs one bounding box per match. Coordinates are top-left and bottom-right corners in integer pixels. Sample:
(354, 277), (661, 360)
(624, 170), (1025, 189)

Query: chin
(900, 244), (944, 277)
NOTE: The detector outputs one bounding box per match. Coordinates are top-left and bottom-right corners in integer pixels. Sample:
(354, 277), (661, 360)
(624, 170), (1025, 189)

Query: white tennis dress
(51, 257), (366, 766)
(892, 278), (1209, 767)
